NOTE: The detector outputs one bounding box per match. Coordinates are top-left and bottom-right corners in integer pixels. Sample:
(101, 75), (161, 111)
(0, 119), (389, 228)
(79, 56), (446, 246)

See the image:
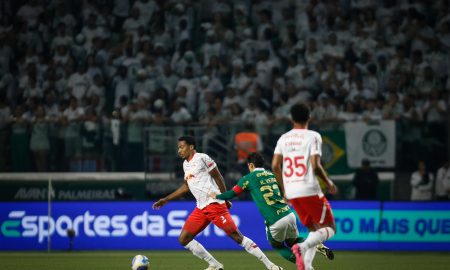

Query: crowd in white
(0, 0), (449, 171)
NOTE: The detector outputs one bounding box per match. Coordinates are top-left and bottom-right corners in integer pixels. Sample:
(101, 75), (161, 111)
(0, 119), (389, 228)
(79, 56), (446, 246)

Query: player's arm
(152, 181), (190, 210)
(209, 166), (234, 208)
(271, 154), (285, 197)
(311, 154), (337, 194)
(210, 167), (227, 193)
(209, 177), (247, 200)
(210, 189), (237, 200)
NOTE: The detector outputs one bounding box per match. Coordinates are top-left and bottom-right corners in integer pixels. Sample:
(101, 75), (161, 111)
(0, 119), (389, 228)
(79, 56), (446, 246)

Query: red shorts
(183, 203), (238, 236)
(289, 195), (335, 228)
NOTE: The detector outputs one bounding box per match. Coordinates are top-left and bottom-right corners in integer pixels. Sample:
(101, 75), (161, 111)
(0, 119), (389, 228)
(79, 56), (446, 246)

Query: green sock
(296, 236), (305, 243)
(275, 246), (296, 263)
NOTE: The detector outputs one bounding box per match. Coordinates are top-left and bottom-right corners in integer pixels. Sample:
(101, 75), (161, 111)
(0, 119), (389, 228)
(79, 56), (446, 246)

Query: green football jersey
(236, 168), (293, 226)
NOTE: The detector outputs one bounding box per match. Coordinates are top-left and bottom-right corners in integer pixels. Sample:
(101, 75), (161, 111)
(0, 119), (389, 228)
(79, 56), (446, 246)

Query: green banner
(321, 130), (352, 175)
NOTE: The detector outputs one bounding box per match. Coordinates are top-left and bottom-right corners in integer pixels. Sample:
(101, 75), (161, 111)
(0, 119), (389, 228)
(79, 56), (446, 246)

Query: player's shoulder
(278, 129), (295, 140)
(306, 129), (322, 139)
(193, 152), (212, 161)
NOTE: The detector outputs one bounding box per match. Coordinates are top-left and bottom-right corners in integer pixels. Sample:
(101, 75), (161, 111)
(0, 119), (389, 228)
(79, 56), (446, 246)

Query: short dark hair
(178, 135), (196, 148)
(247, 152), (264, 167)
(362, 158), (370, 166)
(290, 103), (310, 123)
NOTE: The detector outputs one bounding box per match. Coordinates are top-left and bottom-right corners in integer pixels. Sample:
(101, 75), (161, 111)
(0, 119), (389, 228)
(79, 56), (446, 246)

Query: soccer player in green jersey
(209, 152), (334, 265)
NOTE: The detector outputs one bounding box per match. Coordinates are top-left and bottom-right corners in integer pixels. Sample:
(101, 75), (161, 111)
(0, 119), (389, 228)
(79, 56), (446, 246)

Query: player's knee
(178, 234), (192, 246)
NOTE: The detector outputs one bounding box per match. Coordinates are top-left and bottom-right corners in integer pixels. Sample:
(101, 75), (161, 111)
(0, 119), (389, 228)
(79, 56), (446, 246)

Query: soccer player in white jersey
(153, 136), (283, 270)
(272, 103), (338, 270)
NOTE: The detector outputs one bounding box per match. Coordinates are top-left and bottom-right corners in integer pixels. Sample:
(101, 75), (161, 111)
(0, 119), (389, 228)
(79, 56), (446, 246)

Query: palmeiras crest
(362, 129), (387, 157)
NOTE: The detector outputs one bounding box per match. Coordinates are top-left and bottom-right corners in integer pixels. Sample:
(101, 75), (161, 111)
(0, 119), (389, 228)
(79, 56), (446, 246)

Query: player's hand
(226, 200), (232, 209)
(208, 192), (217, 199)
(152, 198), (168, 210)
(327, 180), (338, 195)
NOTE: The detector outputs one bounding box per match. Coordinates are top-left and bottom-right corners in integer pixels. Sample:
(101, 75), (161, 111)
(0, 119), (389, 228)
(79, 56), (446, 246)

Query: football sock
(303, 246), (317, 270)
(274, 246), (296, 263)
(301, 227), (335, 250)
(296, 236), (306, 243)
(240, 236), (274, 269)
(185, 239), (223, 268)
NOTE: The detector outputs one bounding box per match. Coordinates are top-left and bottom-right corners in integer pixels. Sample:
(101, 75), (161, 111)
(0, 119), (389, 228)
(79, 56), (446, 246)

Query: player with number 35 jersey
(272, 103), (338, 270)
(274, 129), (324, 199)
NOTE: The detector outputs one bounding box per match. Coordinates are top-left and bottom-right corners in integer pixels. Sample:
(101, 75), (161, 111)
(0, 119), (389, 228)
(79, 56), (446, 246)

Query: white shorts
(266, 212), (299, 243)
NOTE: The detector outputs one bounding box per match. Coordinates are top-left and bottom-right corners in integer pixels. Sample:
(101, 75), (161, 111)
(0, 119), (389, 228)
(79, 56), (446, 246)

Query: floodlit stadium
(0, 0), (449, 269)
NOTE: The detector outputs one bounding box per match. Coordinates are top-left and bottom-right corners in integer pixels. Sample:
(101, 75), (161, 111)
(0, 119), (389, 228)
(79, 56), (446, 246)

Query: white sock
(303, 246), (317, 270)
(301, 227), (335, 250)
(185, 239), (223, 268)
(240, 236), (274, 269)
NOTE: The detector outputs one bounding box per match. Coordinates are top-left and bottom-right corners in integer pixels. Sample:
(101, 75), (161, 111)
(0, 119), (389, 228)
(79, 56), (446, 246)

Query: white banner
(344, 121), (396, 168)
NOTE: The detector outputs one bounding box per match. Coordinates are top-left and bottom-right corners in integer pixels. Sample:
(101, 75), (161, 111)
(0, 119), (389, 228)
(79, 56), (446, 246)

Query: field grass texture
(0, 251), (449, 270)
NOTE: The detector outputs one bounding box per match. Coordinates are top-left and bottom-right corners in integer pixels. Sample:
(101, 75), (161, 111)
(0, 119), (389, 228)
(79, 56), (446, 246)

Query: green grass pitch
(0, 251), (448, 270)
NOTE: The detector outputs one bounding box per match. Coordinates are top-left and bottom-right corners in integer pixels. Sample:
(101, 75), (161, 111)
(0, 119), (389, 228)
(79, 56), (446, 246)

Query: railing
(0, 120), (447, 175)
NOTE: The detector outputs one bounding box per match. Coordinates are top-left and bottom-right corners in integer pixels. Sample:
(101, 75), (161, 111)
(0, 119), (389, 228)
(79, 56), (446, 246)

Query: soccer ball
(131, 255), (149, 270)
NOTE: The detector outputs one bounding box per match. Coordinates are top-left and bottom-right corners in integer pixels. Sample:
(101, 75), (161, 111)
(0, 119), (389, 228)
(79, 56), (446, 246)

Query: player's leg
(288, 198), (311, 270)
(297, 196), (336, 250)
(181, 208), (224, 270)
(208, 203), (283, 270)
(267, 228), (296, 263)
(286, 235), (334, 260)
(268, 212), (298, 263)
(290, 196), (336, 270)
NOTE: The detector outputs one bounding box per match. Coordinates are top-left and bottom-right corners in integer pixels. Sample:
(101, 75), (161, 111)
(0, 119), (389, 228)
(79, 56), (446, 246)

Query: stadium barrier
(0, 201), (448, 251)
(0, 172), (393, 201)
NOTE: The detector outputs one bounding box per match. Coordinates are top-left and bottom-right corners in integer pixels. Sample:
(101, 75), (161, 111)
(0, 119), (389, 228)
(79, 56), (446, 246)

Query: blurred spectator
(435, 161), (450, 200)
(0, 95), (11, 171)
(81, 107), (100, 159)
(410, 160), (434, 201)
(63, 97), (85, 169)
(352, 158), (379, 200)
(170, 100), (192, 125)
(30, 106), (50, 171)
(10, 105), (30, 172)
(234, 123), (262, 173)
(67, 63), (90, 102)
(112, 66), (131, 108)
(124, 98), (151, 171)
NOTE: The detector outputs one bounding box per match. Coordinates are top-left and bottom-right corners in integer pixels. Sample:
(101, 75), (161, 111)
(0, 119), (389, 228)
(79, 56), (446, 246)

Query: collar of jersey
(254, 168), (265, 171)
(187, 152), (196, 162)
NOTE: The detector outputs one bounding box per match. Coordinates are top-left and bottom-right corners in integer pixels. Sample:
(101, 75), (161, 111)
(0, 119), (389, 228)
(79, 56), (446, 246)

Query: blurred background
(0, 0), (449, 255)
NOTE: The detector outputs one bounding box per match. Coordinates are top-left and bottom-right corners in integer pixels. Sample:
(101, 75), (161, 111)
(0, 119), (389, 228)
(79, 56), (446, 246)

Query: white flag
(344, 121), (396, 168)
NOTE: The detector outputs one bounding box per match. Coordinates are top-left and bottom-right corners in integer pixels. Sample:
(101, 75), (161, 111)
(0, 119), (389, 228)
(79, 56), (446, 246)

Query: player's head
(178, 135), (196, 159)
(290, 103), (310, 124)
(247, 152), (264, 172)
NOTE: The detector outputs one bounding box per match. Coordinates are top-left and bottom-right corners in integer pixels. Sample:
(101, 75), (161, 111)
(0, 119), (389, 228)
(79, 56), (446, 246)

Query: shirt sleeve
(310, 132), (322, 156)
(201, 154), (217, 172)
(216, 189), (237, 200)
(216, 176), (249, 200)
(236, 175), (250, 192)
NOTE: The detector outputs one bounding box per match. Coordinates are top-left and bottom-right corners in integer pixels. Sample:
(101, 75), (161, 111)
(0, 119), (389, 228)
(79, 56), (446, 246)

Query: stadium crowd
(0, 0), (449, 172)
